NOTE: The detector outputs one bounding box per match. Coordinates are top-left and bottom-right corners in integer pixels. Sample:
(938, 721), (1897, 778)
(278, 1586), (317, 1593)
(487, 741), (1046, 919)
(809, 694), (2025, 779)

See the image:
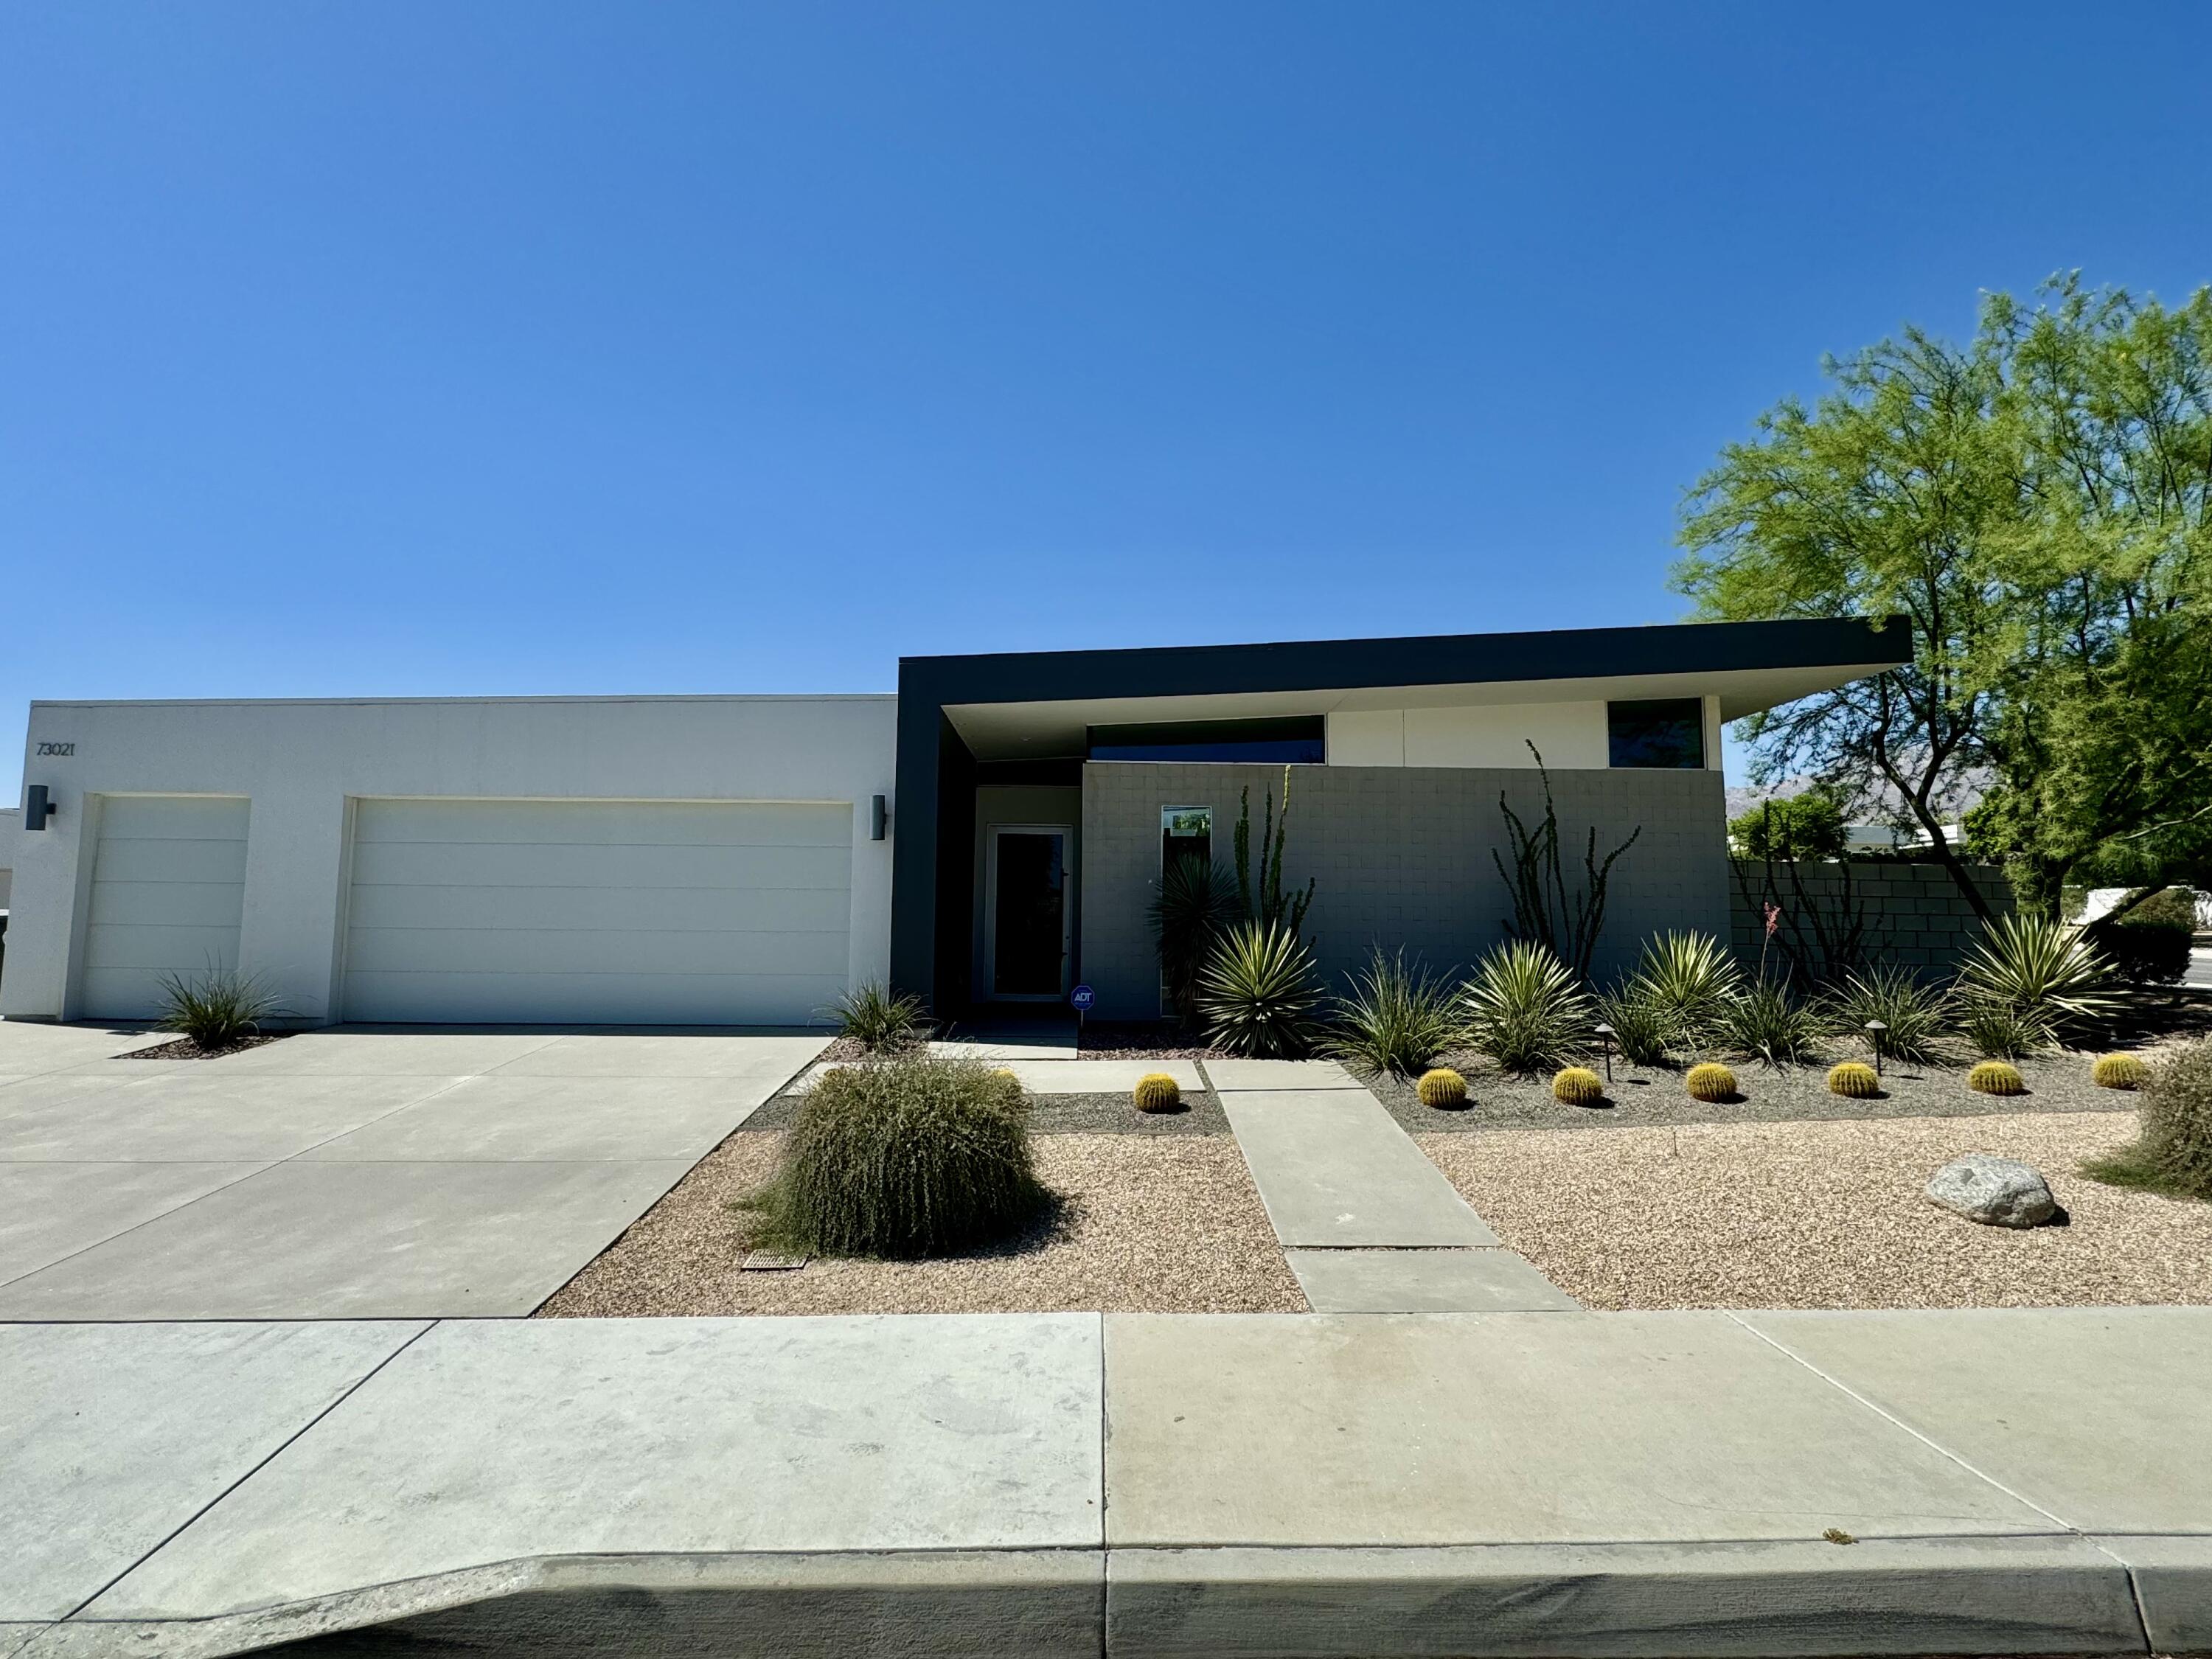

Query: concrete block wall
(1730, 859), (2015, 978)
(1079, 760), (1728, 1020)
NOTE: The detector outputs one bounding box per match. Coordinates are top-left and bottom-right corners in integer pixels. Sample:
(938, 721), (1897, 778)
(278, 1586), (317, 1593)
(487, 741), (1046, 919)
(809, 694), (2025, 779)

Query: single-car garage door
(341, 799), (852, 1025)
(80, 796), (252, 1020)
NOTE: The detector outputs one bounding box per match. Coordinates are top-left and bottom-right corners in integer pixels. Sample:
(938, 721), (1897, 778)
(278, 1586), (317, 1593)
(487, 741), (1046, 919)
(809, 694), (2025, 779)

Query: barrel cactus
(1685, 1062), (1738, 1102)
(1551, 1066), (1604, 1105)
(1133, 1073), (1182, 1113)
(1826, 1061), (1881, 1099)
(2093, 1053), (2146, 1091)
(1969, 1060), (2027, 1097)
(1416, 1068), (1467, 1109)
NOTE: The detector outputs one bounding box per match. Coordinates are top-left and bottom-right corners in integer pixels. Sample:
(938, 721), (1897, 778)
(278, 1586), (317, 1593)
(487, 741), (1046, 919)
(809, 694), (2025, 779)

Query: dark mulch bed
(116, 1032), (293, 1061)
(1363, 1049), (2142, 1134)
(742, 1088), (1229, 1137)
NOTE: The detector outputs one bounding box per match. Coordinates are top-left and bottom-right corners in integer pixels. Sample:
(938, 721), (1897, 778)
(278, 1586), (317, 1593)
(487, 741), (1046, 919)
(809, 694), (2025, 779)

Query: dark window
(1088, 717), (1324, 764)
(1607, 699), (1705, 769)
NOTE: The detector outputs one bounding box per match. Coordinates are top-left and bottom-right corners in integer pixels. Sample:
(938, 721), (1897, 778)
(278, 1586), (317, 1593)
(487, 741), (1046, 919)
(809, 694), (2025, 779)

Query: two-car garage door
(341, 799), (852, 1025)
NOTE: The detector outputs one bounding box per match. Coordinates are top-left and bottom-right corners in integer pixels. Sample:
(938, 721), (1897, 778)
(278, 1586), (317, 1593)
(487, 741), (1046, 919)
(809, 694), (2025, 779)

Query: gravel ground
(538, 1127), (1298, 1317)
(743, 1089), (1231, 1136)
(116, 1032), (293, 1061)
(1419, 1112), (2212, 1310)
(1366, 1051), (2139, 1133)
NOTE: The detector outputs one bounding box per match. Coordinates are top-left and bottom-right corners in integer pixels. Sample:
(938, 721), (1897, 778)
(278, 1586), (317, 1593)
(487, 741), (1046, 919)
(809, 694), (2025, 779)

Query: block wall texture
(1079, 761), (1728, 1020)
(1729, 859), (2015, 977)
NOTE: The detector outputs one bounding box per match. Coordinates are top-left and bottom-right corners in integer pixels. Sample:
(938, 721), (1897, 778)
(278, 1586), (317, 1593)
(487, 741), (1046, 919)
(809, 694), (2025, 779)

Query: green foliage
(1133, 1073), (1182, 1113)
(1461, 939), (1590, 1075)
(1730, 793), (1848, 860)
(2086, 889), (2197, 987)
(1624, 931), (1742, 1048)
(1324, 950), (1458, 1077)
(1233, 767), (1315, 937)
(830, 981), (930, 1053)
(1961, 1001), (2044, 1060)
(1968, 1060), (2027, 1096)
(1197, 921), (1323, 1058)
(1827, 1061), (1882, 1098)
(155, 967), (283, 1051)
(1492, 745), (1641, 981)
(1685, 1062), (1739, 1102)
(1591, 989), (1672, 1067)
(1823, 966), (1955, 1067)
(748, 1056), (1047, 1259)
(1955, 914), (2116, 1047)
(1416, 1068), (1467, 1109)
(1150, 853), (1239, 1023)
(1719, 977), (1826, 1067)
(2082, 1040), (2212, 1200)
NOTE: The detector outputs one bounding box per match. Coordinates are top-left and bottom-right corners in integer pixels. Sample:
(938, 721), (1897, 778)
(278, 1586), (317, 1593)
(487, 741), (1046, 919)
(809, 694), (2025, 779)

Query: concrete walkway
(7, 1307), (2210, 1657)
(1199, 1058), (1579, 1312)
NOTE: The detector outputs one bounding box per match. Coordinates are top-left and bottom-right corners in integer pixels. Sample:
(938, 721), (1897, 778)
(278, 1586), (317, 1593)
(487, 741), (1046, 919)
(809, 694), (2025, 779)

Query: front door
(987, 825), (1073, 1000)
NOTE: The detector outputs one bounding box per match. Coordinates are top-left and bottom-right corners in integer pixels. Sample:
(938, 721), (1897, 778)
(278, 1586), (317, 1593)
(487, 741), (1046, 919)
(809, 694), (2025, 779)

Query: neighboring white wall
(1326, 702), (1608, 770)
(2, 696), (897, 1024)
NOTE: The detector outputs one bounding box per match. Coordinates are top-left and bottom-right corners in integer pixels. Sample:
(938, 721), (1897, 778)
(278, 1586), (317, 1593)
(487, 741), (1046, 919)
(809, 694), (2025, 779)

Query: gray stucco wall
(1730, 858), (2014, 978)
(1079, 760), (1728, 1020)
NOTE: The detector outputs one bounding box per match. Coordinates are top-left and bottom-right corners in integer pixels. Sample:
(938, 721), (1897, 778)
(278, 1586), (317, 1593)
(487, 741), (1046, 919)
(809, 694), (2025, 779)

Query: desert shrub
(1133, 1073), (1182, 1113)
(2087, 892), (2195, 987)
(1150, 853), (1239, 1023)
(1624, 931), (1741, 1048)
(1324, 950), (1458, 1077)
(1728, 793), (1848, 861)
(1416, 1068), (1467, 1108)
(1960, 1001), (2044, 1060)
(2082, 1040), (2212, 1200)
(1552, 1066), (1604, 1105)
(1591, 989), (1672, 1068)
(1955, 914), (2115, 1048)
(2093, 1053), (2146, 1091)
(1198, 921), (1323, 1058)
(1685, 1062), (1738, 1102)
(1822, 966), (1953, 1067)
(1719, 978), (1825, 1067)
(830, 981), (929, 1053)
(1967, 1060), (2026, 1096)
(155, 967), (283, 1051)
(1826, 1061), (1881, 1098)
(748, 1056), (1046, 1258)
(1461, 940), (1590, 1075)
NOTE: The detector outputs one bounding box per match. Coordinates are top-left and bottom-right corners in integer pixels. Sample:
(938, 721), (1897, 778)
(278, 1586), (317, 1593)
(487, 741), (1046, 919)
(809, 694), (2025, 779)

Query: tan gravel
(539, 1131), (1303, 1317)
(1420, 1113), (2212, 1311)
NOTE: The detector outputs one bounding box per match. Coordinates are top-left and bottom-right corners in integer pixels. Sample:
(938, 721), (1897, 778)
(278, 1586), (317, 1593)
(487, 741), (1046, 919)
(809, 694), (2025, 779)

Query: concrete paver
(2101, 1535), (2212, 1652)
(1103, 1312), (2057, 1546)
(296, 1074), (775, 1162)
(0, 1161), (266, 1285)
(1001, 1060), (1206, 1095)
(1739, 1306), (2212, 1533)
(1200, 1058), (1360, 1091)
(0, 1025), (167, 1075)
(88, 1315), (1105, 1622)
(928, 1039), (1081, 1061)
(213, 1031), (571, 1076)
(1, 1321), (425, 1622)
(0, 1158), (694, 1318)
(0, 1073), (463, 1162)
(482, 1032), (828, 1079)
(1286, 1248), (1582, 1312)
(1220, 1091), (1495, 1247)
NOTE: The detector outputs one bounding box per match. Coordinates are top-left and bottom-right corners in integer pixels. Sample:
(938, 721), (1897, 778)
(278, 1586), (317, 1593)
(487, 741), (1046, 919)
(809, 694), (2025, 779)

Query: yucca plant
(1150, 852), (1239, 1024)
(1461, 939), (1590, 1074)
(829, 981), (930, 1052)
(1323, 949), (1459, 1077)
(1591, 988), (1672, 1067)
(154, 967), (283, 1051)
(1719, 977), (1825, 1068)
(1197, 921), (1324, 1058)
(1624, 931), (1741, 1048)
(1955, 914), (2116, 1048)
(745, 1055), (1048, 1259)
(1823, 966), (1954, 1068)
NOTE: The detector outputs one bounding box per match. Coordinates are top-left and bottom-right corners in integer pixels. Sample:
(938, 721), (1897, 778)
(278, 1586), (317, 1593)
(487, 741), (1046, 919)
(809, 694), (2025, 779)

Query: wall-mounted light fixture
(870, 795), (889, 841)
(24, 784), (55, 832)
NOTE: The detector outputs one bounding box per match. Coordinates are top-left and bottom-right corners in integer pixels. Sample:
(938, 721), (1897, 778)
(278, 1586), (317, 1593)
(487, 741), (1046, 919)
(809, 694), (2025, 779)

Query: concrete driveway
(0, 1023), (826, 1319)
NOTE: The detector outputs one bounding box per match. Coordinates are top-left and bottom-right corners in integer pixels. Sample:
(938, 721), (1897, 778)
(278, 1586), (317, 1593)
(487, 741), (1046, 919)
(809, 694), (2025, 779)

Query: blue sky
(6, 2), (2210, 803)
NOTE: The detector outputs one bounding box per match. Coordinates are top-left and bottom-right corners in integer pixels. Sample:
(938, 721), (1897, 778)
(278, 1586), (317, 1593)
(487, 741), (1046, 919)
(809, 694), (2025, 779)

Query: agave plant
(1462, 939), (1590, 1074)
(1822, 966), (1953, 1067)
(1624, 931), (1741, 1048)
(1323, 949), (1459, 1077)
(1719, 976), (1825, 1068)
(1591, 987), (1672, 1067)
(1960, 1001), (2044, 1060)
(1197, 921), (1324, 1057)
(1955, 914), (2116, 1048)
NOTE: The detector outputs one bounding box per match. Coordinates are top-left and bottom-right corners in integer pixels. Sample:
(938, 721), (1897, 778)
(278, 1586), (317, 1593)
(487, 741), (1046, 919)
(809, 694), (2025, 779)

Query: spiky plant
(1133, 1073), (1183, 1113)
(1552, 1066), (1604, 1105)
(1961, 1001), (2044, 1060)
(1823, 967), (1954, 1068)
(745, 1056), (1047, 1259)
(1826, 1061), (1881, 1099)
(2093, 1054), (2146, 1091)
(1324, 949), (1458, 1077)
(829, 981), (930, 1053)
(1591, 988), (1672, 1068)
(1625, 931), (1741, 1048)
(1197, 921), (1323, 1058)
(1955, 914), (2115, 1048)
(1967, 1060), (2027, 1097)
(154, 967), (284, 1051)
(1416, 1068), (1467, 1108)
(1461, 940), (1590, 1075)
(1150, 853), (1239, 1025)
(1685, 1062), (1739, 1102)
(1719, 978), (1826, 1068)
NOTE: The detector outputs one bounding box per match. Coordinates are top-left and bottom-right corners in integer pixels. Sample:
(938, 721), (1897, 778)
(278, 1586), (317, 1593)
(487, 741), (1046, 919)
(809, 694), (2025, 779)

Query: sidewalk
(7, 1306), (2210, 1657)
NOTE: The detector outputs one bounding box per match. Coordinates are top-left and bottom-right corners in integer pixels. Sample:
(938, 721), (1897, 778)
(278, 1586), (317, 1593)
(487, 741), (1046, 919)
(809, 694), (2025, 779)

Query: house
(0, 616), (1909, 1027)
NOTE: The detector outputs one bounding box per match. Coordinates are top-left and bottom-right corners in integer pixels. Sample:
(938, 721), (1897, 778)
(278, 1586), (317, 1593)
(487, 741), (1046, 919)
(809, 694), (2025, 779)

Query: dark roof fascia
(897, 616), (1910, 708)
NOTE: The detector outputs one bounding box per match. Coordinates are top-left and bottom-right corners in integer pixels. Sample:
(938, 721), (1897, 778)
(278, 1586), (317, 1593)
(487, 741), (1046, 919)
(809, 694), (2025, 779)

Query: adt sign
(1070, 984), (1096, 1014)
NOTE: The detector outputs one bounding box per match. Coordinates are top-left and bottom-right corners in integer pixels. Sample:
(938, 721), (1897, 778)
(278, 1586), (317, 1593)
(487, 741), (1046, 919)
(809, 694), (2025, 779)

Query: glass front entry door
(987, 825), (1072, 999)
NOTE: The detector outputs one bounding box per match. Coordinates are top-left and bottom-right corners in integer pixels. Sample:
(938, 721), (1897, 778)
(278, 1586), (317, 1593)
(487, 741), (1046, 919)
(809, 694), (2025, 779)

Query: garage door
(80, 796), (251, 1019)
(341, 799), (852, 1024)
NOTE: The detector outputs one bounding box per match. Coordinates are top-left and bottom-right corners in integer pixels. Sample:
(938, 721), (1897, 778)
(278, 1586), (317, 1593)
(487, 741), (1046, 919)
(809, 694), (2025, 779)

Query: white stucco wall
(1326, 696), (1723, 771)
(4, 695), (897, 1024)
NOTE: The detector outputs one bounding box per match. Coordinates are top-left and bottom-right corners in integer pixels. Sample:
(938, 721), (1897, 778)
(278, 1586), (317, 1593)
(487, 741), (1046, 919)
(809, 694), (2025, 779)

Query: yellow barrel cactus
(1685, 1062), (1738, 1102)
(1133, 1073), (1182, 1113)
(1826, 1061), (1881, 1099)
(2092, 1053), (2146, 1091)
(1551, 1066), (1604, 1105)
(1416, 1068), (1467, 1108)
(1968, 1060), (2026, 1096)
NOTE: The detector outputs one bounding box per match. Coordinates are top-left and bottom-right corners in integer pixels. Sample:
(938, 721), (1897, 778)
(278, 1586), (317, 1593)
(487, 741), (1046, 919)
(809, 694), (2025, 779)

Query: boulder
(1924, 1155), (2058, 1228)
